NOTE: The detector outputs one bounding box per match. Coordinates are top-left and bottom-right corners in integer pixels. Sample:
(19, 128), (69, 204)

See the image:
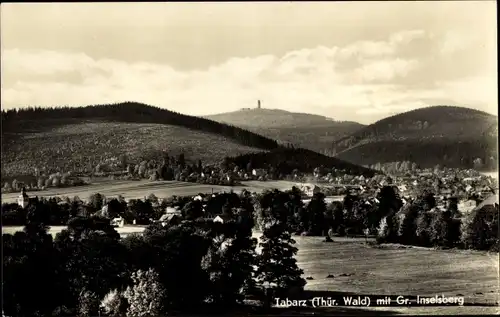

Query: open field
(3, 226), (498, 315)
(2, 225), (146, 238)
(293, 237), (498, 314)
(1, 180), (300, 204)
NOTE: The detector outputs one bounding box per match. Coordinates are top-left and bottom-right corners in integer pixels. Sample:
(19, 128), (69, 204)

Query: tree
(285, 187), (303, 233)
(415, 212), (433, 247)
(128, 199), (154, 225)
(60, 175), (68, 186)
(142, 224), (211, 309)
(106, 198), (126, 219)
(376, 186), (403, 226)
(127, 164), (133, 175)
(447, 197), (460, 218)
(461, 206), (498, 251)
(307, 192), (326, 236)
(203, 220), (257, 307)
(78, 289), (100, 317)
(376, 211), (398, 244)
(3, 223), (59, 317)
(342, 194), (356, 226)
(182, 200), (204, 220)
(429, 209), (454, 247)
(418, 190), (436, 211)
(37, 177), (45, 189)
(88, 193), (105, 212)
(255, 190), (306, 298)
(4, 181), (12, 191)
(54, 221), (124, 308)
(119, 154), (128, 169)
(398, 204), (421, 245)
(473, 157), (483, 170)
(330, 201), (345, 235)
(11, 179), (19, 191)
(178, 153), (186, 169)
(147, 193), (159, 207)
(123, 268), (166, 317)
(138, 163), (147, 178)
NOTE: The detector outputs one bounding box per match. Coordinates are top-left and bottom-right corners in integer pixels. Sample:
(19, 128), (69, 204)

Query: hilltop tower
(257, 100), (261, 109)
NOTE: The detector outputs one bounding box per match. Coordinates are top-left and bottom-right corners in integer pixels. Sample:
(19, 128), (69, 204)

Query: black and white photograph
(1, 1), (498, 316)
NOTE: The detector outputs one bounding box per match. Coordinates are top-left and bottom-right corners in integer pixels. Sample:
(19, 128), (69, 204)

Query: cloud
(1, 28), (496, 123)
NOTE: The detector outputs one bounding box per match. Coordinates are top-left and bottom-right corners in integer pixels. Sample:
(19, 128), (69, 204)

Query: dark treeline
(3, 190), (307, 317)
(372, 189), (499, 252)
(228, 148), (377, 177)
(1, 102), (280, 150)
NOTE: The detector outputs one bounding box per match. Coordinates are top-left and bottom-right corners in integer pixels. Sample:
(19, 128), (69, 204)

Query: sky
(1, 2), (497, 124)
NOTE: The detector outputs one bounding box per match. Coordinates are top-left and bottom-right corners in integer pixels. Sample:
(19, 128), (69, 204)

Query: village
(10, 163), (496, 229)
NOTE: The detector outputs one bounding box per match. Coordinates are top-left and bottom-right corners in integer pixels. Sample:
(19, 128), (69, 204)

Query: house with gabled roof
(473, 194), (499, 212)
(213, 214), (232, 224)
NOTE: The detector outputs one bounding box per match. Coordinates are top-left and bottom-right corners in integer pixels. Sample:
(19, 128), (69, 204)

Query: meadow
(1, 180), (300, 204)
(3, 225), (498, 315)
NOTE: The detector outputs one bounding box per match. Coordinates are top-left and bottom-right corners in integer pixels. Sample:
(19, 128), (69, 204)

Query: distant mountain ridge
(206, 108), (364, 154)
(206, 108), (359, 128)
(332, 105), (498, 170)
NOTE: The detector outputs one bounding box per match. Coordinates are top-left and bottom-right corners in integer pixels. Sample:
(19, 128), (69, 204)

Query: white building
(110, 216), (125, 228)
(252, 169), (266, 177)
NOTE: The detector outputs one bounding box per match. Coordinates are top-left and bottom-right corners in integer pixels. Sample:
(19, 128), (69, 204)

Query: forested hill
(1, 102), (279, 150)
(1, 102), (283, 178)
(331, 105), (498, 170)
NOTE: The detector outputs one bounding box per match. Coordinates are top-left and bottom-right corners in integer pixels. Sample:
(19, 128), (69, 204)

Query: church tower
(17, 187), (29, 208)
(257, 100), (261, 109)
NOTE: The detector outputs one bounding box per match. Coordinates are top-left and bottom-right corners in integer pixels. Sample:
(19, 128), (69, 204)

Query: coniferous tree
(307, 192), (327, 236)
(255, 190), (306, 298)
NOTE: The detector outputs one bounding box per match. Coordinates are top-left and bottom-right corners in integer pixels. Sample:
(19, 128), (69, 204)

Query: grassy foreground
(2, 226), (498, 315)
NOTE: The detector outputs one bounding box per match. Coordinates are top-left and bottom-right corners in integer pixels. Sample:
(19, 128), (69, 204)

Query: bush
(123, 268), (166, 317)
(100, 289), (127, 317)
